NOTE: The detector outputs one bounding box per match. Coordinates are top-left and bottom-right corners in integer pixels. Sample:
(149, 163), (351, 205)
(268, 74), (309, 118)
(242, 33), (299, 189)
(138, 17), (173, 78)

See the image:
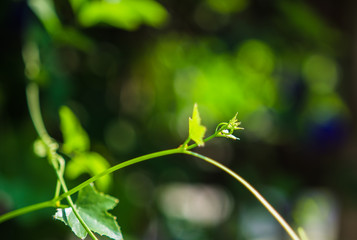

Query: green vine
(0, 83), (303, 240)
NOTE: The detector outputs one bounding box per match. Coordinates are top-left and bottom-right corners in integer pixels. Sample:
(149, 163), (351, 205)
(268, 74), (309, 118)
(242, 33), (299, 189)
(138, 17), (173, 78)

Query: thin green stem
(54, 180), (61, 201)
(55, 163), (98, 240)
(55, 148), (181, 202)
(182, 150), (300, 240)
(26, 83), (97, 240)
(181, 137), (191, 149)
(0, 200), (55, 224)
(54, 153), (65, 203)
(26, 83), (51, 143)
(0, 148), (181, 223)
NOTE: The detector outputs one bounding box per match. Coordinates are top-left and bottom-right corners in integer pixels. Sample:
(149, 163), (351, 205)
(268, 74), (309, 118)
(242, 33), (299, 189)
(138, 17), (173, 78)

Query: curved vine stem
(53, 146), (300, 240)
(0, 149), (179, 224)
(182, 150), (300, 240)
(0, 200), (55, 224)
(1, 84), (301, 240)
(0, 144), (300, 240)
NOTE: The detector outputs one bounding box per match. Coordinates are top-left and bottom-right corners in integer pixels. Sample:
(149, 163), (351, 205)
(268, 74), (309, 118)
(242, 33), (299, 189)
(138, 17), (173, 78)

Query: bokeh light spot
(236, 40), (275, 76)
(158, 183), (233, 227)
(302, 55), (339, 94)
(293, 190), (339, 240)
(104, 119), (136, 154)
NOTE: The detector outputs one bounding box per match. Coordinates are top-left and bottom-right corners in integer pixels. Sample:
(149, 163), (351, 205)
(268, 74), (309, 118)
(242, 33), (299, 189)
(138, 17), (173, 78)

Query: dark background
(1, 0), (357, 239)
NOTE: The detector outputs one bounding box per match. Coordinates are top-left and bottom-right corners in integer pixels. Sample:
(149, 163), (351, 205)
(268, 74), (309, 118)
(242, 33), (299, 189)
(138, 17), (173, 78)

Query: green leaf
(77, 0), (168, 30)
(54, 184), (122, 240)
(66, 152), (112, 191)
(189, 104), (206, 146)
(59, 106), (90, 154)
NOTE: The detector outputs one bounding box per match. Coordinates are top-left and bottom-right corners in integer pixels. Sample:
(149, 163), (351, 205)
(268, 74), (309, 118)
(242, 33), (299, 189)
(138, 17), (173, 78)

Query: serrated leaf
(59, 106), (90, 154)
(66, 152), (112, 191)
(189, 104), (206, 146)
(54, 184), (122, 240)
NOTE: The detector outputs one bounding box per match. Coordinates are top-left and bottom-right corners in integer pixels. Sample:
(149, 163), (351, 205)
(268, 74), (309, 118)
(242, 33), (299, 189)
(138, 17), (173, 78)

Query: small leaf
(59, 106), (90, 154)
(66, 152), (112, 191)
(54, 184), (123, 240)
(189, 104), (206, 146)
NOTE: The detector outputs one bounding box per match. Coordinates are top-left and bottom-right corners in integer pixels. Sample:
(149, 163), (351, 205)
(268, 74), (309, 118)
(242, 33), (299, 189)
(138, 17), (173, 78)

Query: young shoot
(215, 113), (244, 140)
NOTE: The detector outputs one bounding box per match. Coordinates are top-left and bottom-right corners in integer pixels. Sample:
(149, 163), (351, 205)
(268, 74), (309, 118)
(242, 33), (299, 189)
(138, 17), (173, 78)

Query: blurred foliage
(28, 0), (93, 51)
(136, 36), (279, 140)
(1, 0), (356, 239)
(60, 106), (90, 153)
(59, 106), (112, 191)
(133, 34), (347, 145)
(75, 0), (168, 30)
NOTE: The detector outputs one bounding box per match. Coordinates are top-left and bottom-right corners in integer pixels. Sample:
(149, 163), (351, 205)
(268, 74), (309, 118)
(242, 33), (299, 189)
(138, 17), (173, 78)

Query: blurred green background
(1, 0), (357, 239)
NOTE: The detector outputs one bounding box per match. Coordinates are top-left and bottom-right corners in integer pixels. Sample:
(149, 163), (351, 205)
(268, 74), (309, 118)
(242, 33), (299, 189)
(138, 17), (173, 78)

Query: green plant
(0, 83), (303, 240)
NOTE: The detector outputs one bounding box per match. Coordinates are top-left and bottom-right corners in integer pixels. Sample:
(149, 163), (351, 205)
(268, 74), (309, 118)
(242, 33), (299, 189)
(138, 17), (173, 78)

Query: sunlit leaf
(66, 152), (112, 191)
(189, 104), (206, 146)
(77, 0), (168, 30)
(54, 184), (122, 240)
(59, 106), (90, 154)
